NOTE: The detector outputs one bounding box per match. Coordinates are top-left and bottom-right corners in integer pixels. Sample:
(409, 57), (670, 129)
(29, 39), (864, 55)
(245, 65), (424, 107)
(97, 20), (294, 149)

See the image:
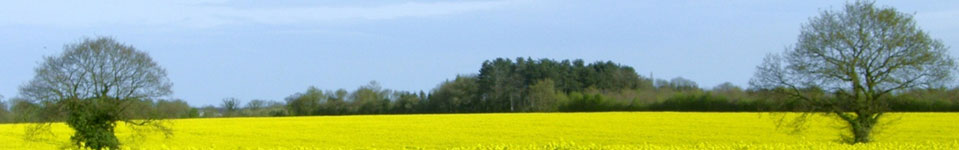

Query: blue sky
(1, 0), (957, 106)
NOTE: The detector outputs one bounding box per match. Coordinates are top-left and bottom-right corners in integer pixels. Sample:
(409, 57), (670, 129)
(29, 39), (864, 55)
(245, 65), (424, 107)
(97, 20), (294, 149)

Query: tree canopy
(19, 37), (174, 149)
(750, 1), (956, 143)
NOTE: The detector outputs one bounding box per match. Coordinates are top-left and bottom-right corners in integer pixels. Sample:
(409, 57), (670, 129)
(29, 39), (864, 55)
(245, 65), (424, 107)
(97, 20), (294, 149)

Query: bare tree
(221, 98), (241, 117)
(19, 37), (173, 149)
(750, 1), (955, 143)
(668, 77), (699, 91)
(246, 99), (265, 111)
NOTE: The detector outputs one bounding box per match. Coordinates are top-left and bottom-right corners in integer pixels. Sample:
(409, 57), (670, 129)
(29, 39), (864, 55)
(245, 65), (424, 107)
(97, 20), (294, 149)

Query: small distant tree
(526, 79), (565, 111)
(9, 98), (41, 123)
(187, 108), (200, 118)
(246, 99), (266, 114)
(221, 98), (241, 117)
(155, 99), (192, 118)
(430, 76), (479, 113)
(285, 87), (324, 116)
(351, 81), (391, 114)
(713, 82), (742, 93)
(751, 1), (955, 143)
(390, 92), (421, 114)
(713, 82), (746, 102)
(19, 37), (173, 149)
(199, 105), (220, 118)
(668, 77), (699, 91)
(264, 101), (288, 116)
(0, 95), (8, 123)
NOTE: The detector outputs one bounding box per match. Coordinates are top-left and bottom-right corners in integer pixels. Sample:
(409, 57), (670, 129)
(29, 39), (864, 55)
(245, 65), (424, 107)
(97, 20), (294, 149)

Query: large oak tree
(750, 1), (955, 143)
(20, 37), (173, 149)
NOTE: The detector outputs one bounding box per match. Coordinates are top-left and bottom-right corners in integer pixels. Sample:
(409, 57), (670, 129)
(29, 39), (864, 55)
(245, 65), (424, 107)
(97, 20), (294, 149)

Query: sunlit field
(1, 112), (957, 149)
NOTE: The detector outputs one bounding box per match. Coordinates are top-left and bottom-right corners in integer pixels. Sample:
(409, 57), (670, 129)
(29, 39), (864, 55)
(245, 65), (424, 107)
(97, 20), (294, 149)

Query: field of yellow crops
(1, 112), (957, 149)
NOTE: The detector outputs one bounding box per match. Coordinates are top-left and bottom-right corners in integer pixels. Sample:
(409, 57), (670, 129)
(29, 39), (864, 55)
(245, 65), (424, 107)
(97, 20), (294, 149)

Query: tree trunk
(847, 112), (877, 143)
(852, 122), (872, 143)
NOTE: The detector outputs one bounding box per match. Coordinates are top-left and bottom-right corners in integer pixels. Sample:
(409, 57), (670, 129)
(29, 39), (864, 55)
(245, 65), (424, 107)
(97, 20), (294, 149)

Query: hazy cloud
(0, 0), (525, 28)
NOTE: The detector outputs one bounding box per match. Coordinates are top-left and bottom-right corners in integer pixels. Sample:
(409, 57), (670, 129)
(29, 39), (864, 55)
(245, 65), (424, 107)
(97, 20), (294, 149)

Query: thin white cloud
(0, 0), (526, 28)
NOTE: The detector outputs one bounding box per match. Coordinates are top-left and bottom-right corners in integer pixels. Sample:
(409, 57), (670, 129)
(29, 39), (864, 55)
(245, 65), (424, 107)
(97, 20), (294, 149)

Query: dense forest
(1, 57), (958, 122)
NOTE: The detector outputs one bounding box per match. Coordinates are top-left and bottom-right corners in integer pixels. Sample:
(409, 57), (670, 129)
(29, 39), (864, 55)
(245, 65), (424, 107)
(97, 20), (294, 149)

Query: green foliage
(260, 57), (959, 117)
(526, 79), (566, 112)
(188, 108), (200, 118)
(66, 98), (120, 150)
(0, 95), (8, 123)
(7, 56), (959, 125)
(647, 93), (757, 112)
(477, 57), (650, 112)
(285, 87), (324, 116)
(390, 92), (422, 114)
(16, 37), (175, 149)
(154, 99), (193, 118)
(559, 92), (612, 112)
(888, 88), (959, 112)
(199, 106), (220, 118)
(350, 81), (391, 114)
(9, 98), (43, 123)
(750, 1), (957, 143)
(428, 76), (479, 113)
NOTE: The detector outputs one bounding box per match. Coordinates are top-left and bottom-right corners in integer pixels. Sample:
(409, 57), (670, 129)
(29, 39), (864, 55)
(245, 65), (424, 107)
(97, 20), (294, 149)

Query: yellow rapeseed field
(0, 112), (957, 149)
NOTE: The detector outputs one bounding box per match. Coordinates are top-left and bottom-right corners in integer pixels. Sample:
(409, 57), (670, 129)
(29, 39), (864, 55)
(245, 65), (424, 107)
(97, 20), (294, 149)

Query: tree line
(4, 2), (951, 147)
(3, 57), (957, 123)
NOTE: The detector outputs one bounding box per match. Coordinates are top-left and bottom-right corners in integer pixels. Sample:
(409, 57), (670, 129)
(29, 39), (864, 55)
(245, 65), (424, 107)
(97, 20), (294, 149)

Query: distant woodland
(2, 57), (957, 122)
